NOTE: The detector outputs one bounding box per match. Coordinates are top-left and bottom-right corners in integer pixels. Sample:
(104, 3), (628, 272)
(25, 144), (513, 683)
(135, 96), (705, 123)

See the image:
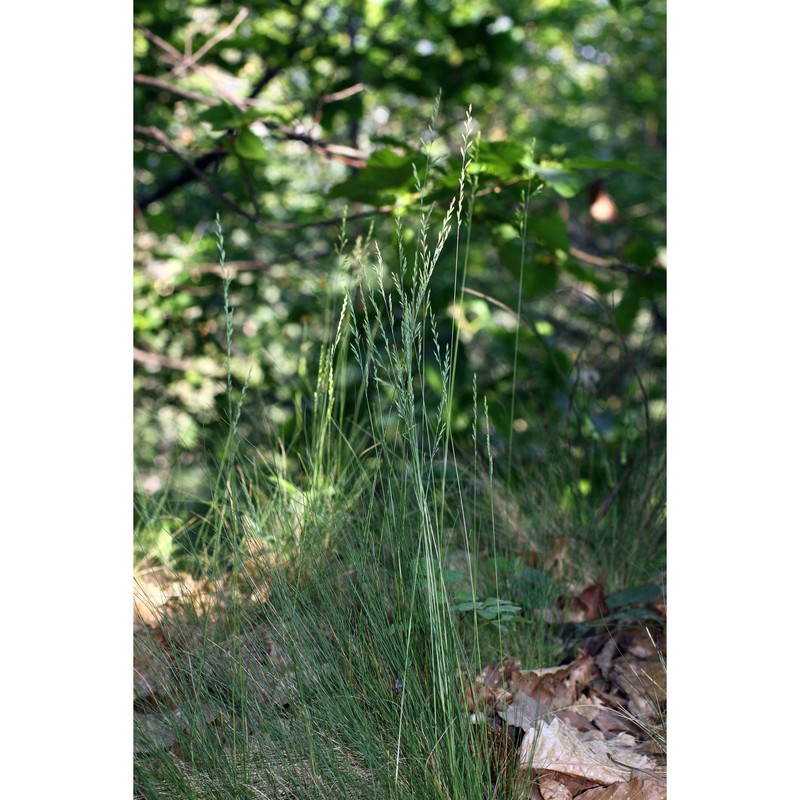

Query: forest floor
(134, 563), (666, 800)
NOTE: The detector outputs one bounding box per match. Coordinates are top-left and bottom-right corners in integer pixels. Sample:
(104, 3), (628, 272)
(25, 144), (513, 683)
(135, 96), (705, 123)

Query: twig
(168, 7), (249, 79)
(135, 121), (370, 212)
(134, 125), (259, 222)
(134, 74), (222, 106)
(262, 120), (368, 166)
(135, 23), (247, 110)
(569, 246), (644, 276)
(320, 82), (365, 104)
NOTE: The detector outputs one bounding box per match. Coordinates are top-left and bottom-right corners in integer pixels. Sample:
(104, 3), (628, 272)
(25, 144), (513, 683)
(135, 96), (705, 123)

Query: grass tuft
(134, 107), (665, 800)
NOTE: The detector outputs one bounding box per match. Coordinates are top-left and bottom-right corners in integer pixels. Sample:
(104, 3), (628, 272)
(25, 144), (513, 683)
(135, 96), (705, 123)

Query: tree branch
(135, 24), (247, 110)
(262, 120), (367, 166)
(135, 7), (311, 210)
(134, 125), (258, 222)
(168, 7), (249, 80)
(134, 74), (222, 106)
(569, 246), (646, 277)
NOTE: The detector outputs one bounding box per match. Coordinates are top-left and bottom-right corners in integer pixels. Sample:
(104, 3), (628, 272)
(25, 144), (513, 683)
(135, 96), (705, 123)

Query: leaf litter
(134, 570), (666, 797)
(465, 580), (666, 798)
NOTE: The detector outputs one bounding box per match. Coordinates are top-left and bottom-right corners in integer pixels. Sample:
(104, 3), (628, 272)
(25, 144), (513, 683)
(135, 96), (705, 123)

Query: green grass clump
(134, 106), (665, 800)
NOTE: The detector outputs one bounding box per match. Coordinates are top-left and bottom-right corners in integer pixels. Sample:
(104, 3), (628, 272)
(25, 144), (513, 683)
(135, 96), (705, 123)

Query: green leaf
(232, 129), (267, 161)
(564, 156), (653, 177)
(562, 258), (617, 293)
(199, 104), (269, 132)
(528, 209), (570, 253)
(614, 285), (642, 334)
(622, 237), (658, 267)
(368, 148), (412, 170)
(329, 148), (427, 203)
(493, 225), (559, 298)
(494, 623), (510, 633)
(575, 607), (663, 630)
(199, 103), (241, 131)
(484, 598), (521, 614)
(605, 583), (662, 610)
(474, 140), (528, 180)
(361, 148), (428, 188)
(531, 163), (583, 198)
(328, 181), (397, 205)
(485, 556), (515, 573)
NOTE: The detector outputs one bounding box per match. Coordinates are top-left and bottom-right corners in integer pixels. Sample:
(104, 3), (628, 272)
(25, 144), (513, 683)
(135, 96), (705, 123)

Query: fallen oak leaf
(515, 768), (587, 800)
(134, 711), (178, 754)
(574, 777), (666, 799)
(570, 581), (609, 623)
(610, 657), (666, 724)
(499, 652), (597, 730)
(531, 769), (596, 796)
(466, 657), (519, 713)
(585, 702), (646, 738)
(134, 567), (219, 628)
(481, 657), (521, 691)
(519, 718), (656, 785)
(500, 688), (547, 731)
(538, 776), (572, 800)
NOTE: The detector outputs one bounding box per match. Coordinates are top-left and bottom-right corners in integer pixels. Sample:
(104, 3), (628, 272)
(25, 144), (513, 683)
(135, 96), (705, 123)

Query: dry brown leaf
(585, 625), (665, 675)
(465, 681), (506, 713)
(533, 770), (596, 796)
(466, 658), (518, 713)
(220, 623), (292, 707)
(134, 567), (204, 627)
(572, 582), (609, 623)
(553, 707), (597, 732)
(481, 657), (521, 691)
(574, 778), (666, 799)
(514, 774), (545, 800)
(539, 776), (573, 800)
(499, 652), (597, 730)
(610, 658), (665, 724)
(134, 629), (173, 704)
(519, 718), (656, 785)
(587, 704), (646, 738)
(595, 636), (620, 680)
(134, 711), (178, 754)
(544, 536), (570, 577)
(569, 695), (604, 723)
(623, 628), (663, 660)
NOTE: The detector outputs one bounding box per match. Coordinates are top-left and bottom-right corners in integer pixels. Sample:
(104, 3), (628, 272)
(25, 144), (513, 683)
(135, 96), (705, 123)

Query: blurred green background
(133, 0), (665, 510)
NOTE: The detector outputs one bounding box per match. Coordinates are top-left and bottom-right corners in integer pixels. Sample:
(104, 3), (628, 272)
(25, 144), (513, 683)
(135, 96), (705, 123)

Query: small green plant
(452, 593), (523, 634)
